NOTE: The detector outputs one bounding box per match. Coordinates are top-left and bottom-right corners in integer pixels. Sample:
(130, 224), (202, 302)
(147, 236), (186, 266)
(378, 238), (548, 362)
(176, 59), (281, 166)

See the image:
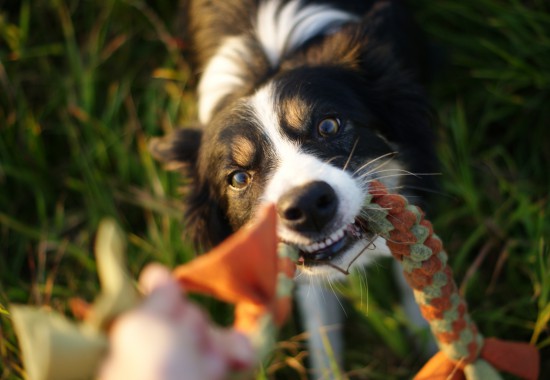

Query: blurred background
(1, 0), (549, 378)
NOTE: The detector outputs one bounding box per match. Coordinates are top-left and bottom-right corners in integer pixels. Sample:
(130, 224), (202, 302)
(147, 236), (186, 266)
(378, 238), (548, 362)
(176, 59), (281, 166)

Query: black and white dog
(151, 0), (437, 376)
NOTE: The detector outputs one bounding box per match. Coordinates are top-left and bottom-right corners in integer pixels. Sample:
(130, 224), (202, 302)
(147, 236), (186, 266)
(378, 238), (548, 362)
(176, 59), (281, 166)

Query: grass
(1, 0), (549, 379)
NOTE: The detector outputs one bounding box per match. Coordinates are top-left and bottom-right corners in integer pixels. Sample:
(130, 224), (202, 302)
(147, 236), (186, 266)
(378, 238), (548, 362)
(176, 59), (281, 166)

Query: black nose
(277, 181), (338, 233)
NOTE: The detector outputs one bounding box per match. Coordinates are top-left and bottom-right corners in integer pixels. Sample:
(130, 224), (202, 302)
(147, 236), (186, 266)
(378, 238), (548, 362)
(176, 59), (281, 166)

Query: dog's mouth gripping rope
(10, 182), (539, 380)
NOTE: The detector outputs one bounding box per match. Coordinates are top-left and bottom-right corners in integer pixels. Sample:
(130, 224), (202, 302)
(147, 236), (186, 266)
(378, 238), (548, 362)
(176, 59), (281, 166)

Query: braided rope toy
(363, 181), (539, 380)
(10, 183), (539, 379)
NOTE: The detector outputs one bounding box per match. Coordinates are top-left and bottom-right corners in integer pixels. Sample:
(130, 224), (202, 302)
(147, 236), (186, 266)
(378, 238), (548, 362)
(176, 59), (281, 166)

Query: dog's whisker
(325, 156), (344, 166)
(363, 178), (406, 191)
(378, 170), (440, 179)
(342, 137), (360, 171)
(319, 276), (330, 305)
(327, 276), (348, 317)
(367, 173), (419, 182)
(356, 168), (420, 181)
(354, 157), (399, 183)
(306, 274), (315, 298)
(370, 168), (423, 176)
(402, 184), (450, 198)
(352, 151), (398, 176)
(364, 171), (442, 188)
(294, 266), (306, 281)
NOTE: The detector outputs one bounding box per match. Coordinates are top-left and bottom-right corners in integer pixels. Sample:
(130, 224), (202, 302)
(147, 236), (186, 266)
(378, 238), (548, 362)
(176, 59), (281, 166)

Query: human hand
(98, 264), (255, 380)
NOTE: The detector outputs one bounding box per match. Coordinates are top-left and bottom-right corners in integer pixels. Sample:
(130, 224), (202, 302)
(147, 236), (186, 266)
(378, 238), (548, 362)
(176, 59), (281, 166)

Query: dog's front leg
(296, 281), (344, 379)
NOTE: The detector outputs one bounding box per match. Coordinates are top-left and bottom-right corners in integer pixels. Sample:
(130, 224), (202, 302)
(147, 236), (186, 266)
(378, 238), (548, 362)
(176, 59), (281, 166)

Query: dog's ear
(149, 128), (203, 170)
(149, 128), (232, 250)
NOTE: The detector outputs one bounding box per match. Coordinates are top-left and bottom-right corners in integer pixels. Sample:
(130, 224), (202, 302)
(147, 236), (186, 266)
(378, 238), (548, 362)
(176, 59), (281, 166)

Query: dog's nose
(277, 181), (338, 233)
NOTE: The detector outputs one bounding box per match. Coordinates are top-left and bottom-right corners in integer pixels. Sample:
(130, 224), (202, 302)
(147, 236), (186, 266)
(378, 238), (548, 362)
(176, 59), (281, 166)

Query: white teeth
(300, 225), (346, 253)
(291, 219), (367, 254)
(328, 229), (343, 242)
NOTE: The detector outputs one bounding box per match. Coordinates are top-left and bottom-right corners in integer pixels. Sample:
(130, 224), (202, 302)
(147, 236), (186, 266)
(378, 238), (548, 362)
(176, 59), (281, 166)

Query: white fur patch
(198, 36), (251, 124)
(256, 0), (357, 67)
(198, 0), (356, 124)
(249, 85), (381, 278)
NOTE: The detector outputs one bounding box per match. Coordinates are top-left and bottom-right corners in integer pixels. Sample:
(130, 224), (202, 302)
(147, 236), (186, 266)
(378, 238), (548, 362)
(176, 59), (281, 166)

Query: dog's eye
(317, 117), (341, 137)
(229, 171), (251, 189)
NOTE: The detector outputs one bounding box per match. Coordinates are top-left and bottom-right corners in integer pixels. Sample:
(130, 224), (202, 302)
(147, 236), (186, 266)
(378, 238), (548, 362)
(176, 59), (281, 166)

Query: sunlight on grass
(1, 0), (549, 379)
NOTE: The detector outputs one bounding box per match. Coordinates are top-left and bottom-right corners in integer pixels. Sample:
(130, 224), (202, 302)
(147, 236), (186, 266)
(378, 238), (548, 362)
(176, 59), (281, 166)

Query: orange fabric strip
(173, 205), (278, 305)
(414, 351), (465, 380)
(481, 338), (539, 380)
(172, 205), (283, 333)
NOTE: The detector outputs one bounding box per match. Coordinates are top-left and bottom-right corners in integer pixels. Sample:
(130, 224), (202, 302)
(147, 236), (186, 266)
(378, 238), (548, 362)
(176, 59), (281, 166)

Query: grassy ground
(1, 0), (549, 379)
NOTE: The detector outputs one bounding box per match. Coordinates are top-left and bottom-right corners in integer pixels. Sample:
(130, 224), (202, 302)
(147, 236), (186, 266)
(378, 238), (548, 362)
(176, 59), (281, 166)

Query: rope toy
(9, 183), (539, 379)
(363, 181), (539, 380)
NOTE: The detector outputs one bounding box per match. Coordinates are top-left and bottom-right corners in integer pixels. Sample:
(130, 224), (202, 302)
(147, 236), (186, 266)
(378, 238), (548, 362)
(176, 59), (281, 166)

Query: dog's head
(151, 17), (436, 279)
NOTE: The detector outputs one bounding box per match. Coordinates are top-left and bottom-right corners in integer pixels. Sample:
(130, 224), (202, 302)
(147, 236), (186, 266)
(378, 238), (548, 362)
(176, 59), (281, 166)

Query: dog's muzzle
(276, 180), (366, 264)
(277, 180), (338, 233)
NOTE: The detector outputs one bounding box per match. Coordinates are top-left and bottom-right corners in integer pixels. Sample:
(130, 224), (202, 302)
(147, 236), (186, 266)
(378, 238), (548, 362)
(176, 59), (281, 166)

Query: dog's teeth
(296, 220), (363, 255)
(328, 228), (344, 242)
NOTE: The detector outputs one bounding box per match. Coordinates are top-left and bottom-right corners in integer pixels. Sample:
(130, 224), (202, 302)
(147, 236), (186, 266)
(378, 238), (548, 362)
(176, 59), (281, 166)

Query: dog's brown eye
(317, 117), (340, 137)
(229, 171), (251, 189)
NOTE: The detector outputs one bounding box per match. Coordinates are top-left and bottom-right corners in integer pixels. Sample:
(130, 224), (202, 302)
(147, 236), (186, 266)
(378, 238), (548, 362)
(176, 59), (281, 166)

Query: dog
(151, 0), (437, 377)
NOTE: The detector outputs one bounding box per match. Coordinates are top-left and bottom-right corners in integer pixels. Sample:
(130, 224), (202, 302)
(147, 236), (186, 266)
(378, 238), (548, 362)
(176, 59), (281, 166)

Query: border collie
(151, 0), (437, 376)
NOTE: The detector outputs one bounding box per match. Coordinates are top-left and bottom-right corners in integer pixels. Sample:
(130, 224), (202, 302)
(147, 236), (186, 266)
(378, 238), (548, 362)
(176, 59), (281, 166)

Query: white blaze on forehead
(249, 84), (364, 244)
(256, 0), (357, 67)
(198, 36), (251, 124)
(198, 0), (356, 124)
